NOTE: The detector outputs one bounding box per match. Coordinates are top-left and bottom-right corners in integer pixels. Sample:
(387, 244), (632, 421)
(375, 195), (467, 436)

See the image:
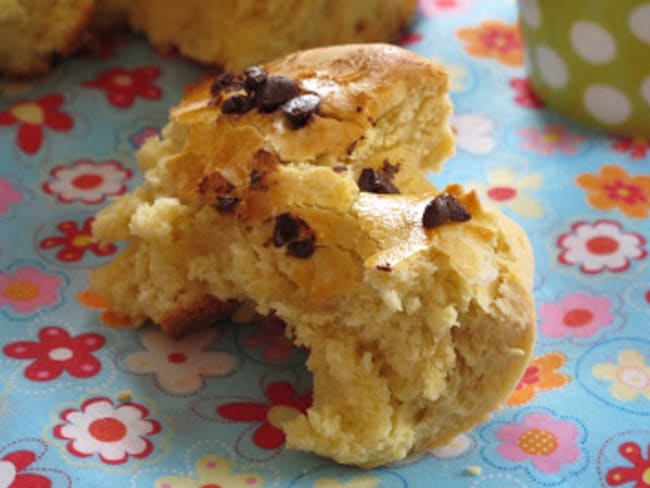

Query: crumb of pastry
(90, 44), (535, 468)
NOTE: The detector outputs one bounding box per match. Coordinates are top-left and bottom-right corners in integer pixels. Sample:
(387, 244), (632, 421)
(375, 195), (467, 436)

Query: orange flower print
(508, 352), (570, 406)
(456, 20), (523, 66)
(576, 165), (650, 219)
(77, 289), (133, 328)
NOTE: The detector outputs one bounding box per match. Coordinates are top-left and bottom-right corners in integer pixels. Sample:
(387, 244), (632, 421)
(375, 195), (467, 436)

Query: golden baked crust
(0, 0), (95, 78)
(90, 44), (535, 467)
(0, 0), (417, 78)
(99, 0), (417, 70)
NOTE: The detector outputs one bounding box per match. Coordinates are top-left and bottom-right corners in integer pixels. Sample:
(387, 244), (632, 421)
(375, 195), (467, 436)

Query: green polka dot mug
(518, 0), (650, 136)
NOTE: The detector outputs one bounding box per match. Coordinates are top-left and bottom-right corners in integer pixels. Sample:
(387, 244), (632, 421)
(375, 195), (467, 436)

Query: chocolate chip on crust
(273, 213), (302, 247)
(287, 237), (315, 258)
(243, 66), (268, 93)
(222, 94), (256, 114)
(214, 196), (240, 213)
(256, 75), (300, 112)
(282, 93), (321, 129)
(357, 167), (399, 194)
(422, 194), (471, 229)
(382, 159), (399, 177)
(210, 72), (241, 96)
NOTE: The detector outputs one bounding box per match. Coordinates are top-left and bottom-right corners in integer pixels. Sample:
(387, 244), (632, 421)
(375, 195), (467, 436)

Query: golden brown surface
(0, 0), (95, 77)
(0, 0), (417, 78)
(101, 0), (416, 70)
(90, 44), (536, 467)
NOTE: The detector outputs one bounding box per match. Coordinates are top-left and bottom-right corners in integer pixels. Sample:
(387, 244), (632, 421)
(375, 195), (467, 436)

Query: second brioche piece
(90, 44), (536, 467)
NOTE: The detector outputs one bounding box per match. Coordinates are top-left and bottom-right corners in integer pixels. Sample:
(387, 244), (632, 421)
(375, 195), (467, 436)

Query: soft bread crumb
(465, 466), (482, 476)
(90, 44), (535, 468)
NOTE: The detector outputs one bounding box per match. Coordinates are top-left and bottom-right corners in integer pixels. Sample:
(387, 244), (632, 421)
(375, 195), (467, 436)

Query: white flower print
(124, 329), (236, 394)
(557, 220), (647, 274)
(451, 114), (496, 155)
(43, 159), (132, 204)
(53, 397), (160, 464)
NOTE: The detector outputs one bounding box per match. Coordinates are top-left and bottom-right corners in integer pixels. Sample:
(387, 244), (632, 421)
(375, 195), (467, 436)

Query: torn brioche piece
(90, 44), (535, 468)
(0, 0), (95, 77)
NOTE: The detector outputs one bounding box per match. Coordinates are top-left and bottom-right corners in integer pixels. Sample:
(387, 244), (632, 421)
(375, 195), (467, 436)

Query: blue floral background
(0, 1), (649, 487)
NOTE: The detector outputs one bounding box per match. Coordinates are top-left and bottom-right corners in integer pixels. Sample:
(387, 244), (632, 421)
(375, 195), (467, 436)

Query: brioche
(0, 0), (416, 78)
(90, 44), (536, 467)
(0, 0), (94, 77)
(103, 0), (417, 71)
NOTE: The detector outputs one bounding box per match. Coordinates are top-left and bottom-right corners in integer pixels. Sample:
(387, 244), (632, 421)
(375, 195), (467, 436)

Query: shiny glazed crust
(90, 44), (536, 467)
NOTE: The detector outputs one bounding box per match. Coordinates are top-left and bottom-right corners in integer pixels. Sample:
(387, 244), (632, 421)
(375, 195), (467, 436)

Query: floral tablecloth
(1, 1), (649, 487)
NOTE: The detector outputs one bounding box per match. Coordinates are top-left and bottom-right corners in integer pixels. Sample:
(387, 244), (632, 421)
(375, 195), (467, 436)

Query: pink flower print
(83, 66), (162, 108)
(3, 326), (105, 382)
(497, 412), (580, 474)
(0, 179), (22, 216)
(557, 220), (647, 274)
(0, 266), (63, 314)
(509, 77), (544, 109)
(539, 293), (613, 339)
(420, 0), (471, 16)
(519, 125), (586, 156)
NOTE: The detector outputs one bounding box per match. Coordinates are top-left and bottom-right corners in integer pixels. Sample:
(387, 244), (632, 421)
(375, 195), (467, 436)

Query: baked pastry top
(90, 44), (536, 467)
(0, 0), (95, 77)
(0, 0), (416, 77)
(103, 0), (418, 71)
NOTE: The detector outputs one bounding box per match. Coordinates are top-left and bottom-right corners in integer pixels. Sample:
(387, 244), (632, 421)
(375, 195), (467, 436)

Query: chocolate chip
(222, 94), (256, 114)
(332, 165), (348, 173)
(376, 264), (392, 272)
(215, 196), (240, 213)
(287, 237), (315, 258)
(357, 167), (399, 194)
(422, 194), (471, 229)
(382, 160), (399, 177)
(273, 213), (301, 247)
(256, 76), (300, 112)
(211, 72), (239, 96)
(347, 140), (358, 155)
(249, 168), (265, 187)
(282, 93), (321, 129)
(243, 66), (268, 93)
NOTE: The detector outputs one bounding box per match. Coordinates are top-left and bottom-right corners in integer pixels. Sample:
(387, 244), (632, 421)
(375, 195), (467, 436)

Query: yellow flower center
(2, 281), (39, 301)
(267, 405), (300, 429)
(113, 74), (133, 86)
(542, 133), (560, 144)
(517, 428), (558, 456)
(617, 367), (650, 389)
(617, 187), (631, 198)
(643, 467), (650, 484)
(72, 234), (93, 248)
(11, 102), (44, 125)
